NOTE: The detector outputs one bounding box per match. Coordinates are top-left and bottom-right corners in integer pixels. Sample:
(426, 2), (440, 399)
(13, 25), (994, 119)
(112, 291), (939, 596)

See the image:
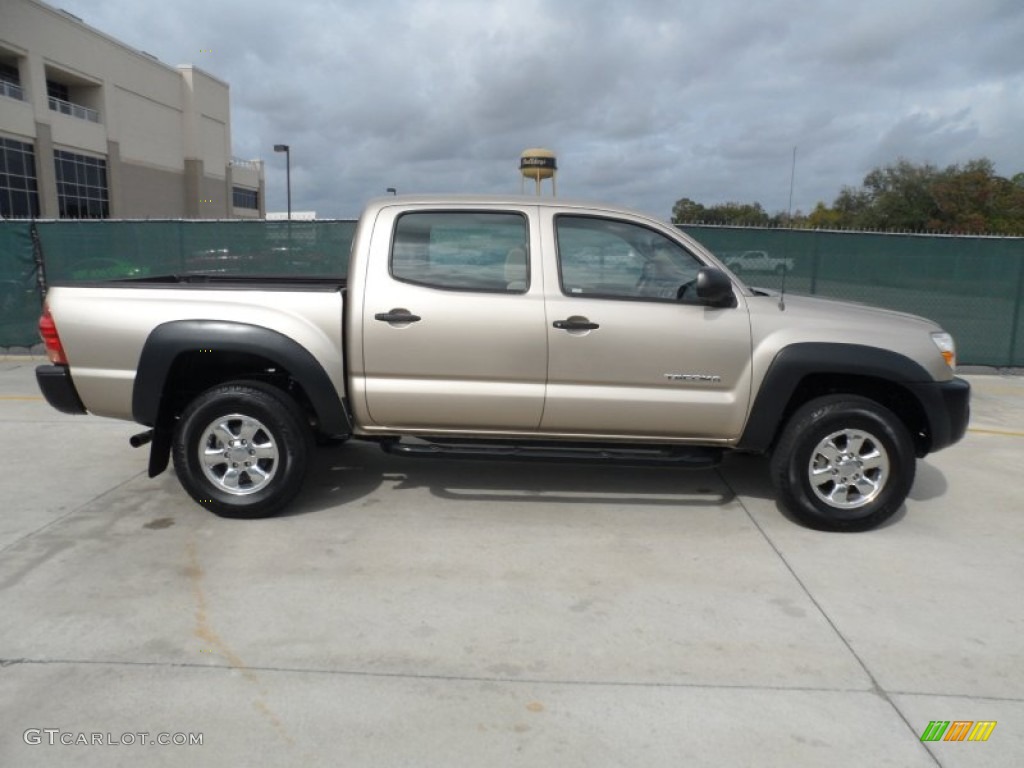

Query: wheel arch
(133, 320), (351, 477)
(738, 343), (935, 457)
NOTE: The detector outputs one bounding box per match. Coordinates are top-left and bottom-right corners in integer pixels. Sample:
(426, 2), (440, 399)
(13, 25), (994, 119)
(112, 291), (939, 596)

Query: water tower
(520, 148), (557, 196)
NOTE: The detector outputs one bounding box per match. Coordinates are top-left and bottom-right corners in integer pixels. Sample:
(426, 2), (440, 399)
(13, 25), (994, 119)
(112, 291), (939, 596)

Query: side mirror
(695, 267), (735, 307)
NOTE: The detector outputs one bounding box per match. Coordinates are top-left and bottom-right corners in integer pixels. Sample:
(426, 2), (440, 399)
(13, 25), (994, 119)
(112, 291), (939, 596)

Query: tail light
(39, 306), (68, 364)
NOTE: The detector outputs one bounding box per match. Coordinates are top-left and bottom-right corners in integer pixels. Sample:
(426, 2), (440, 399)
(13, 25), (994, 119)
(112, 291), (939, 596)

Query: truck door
(359, 207), (548, 431)
(539, 212), (753, 440)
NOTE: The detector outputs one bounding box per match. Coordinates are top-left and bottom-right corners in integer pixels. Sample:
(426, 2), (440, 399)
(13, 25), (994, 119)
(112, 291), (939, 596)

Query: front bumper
(908, 376), (970, 455)
(36, 364), (87, 415)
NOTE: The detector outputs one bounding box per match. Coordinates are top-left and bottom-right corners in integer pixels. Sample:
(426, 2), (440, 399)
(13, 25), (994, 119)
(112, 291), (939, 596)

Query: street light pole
(273, 144), (291, 220)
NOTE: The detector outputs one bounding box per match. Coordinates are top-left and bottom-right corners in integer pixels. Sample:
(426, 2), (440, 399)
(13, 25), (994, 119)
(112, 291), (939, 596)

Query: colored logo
(920, 721), (996, 742)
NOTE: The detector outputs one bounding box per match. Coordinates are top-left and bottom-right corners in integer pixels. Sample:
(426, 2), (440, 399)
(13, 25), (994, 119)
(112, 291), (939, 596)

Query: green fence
(0, 221), (41, 349)
(2, 219), (1022, 365)
(680, 225), (1024, 368)
(0, 219), (357, 349)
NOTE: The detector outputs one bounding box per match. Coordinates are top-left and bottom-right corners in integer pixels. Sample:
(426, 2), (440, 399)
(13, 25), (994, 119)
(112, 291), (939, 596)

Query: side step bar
(379, 438), (722, 468)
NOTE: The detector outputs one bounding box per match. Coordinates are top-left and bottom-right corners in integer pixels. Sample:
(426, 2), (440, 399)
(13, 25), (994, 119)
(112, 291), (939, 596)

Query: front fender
(736, 342), (935, 453)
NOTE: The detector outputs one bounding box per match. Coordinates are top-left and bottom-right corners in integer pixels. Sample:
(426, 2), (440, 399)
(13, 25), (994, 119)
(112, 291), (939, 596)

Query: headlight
(931, 332), (956, 370)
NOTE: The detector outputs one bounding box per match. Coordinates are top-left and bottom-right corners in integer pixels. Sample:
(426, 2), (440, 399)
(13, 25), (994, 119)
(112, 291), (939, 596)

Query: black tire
(172, 380), (313, 518)
(770, 395), (915, 532)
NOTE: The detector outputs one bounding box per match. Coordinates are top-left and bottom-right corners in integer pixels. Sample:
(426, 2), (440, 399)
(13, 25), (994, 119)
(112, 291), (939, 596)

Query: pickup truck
(35, 195), (970, 531)
(721, 250), (795, 275)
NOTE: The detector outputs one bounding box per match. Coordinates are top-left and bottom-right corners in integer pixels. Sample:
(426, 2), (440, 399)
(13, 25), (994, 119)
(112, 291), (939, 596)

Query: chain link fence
(0, 221), (42, 349)
(2, 219), (1022, 365)
(0, 219), (357, 349)
(680, 225), (1024, 368)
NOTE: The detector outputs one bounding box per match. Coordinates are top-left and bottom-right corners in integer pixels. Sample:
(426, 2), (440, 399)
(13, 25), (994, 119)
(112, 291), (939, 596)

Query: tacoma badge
(664, 373), (722, 383)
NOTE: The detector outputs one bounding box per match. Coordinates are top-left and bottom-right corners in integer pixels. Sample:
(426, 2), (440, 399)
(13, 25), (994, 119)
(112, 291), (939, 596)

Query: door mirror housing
(695, 267), (735, 307)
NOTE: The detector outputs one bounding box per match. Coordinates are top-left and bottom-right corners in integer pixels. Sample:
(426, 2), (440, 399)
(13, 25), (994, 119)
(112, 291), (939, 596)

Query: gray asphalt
(1, 358), (1021, 767)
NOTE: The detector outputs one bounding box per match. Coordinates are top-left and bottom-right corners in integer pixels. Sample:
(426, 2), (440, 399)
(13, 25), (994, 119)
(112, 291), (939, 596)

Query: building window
(233, 186), (258, 210)
(54, 149), (109, 218)
(0, 137), (40, 219)
(46, 80), (70, 102)
(0, 62), (24, 101)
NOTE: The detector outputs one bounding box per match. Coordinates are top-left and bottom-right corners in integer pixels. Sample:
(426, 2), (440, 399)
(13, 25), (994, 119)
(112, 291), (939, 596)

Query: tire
(172, 380), (313, 518)
(770, 395), (915, 532)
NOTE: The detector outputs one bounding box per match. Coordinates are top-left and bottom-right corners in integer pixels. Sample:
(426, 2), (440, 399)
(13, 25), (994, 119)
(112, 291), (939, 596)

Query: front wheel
(770, 395), (916, 531)
(172, 380), (313, 518)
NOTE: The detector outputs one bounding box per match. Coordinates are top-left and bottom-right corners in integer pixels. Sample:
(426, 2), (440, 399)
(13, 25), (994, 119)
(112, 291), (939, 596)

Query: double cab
(36, 196), (970, 530)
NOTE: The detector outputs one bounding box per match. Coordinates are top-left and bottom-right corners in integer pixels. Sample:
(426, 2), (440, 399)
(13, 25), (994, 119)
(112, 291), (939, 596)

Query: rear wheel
(770, 395), (915, 531)
(172, 380), (312, 518)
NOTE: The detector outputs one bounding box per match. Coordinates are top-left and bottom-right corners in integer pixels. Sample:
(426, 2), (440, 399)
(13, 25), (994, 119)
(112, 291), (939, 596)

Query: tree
(671, 198), (772, 226)
(702, 202), (772, 226)
(672, 157), (1024, 234)
(806, 201), (845, 229)
(671, 198), (706, 223)
(813, 158), (1024, 234)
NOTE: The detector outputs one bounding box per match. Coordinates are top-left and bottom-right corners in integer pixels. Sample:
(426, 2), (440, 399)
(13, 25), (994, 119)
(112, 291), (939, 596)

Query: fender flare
(736, 342), (932, 453)
(133, 320), (351, 476)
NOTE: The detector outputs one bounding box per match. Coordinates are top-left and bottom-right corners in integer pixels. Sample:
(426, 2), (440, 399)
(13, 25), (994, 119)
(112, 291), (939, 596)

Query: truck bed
(45, 279), (347, 422)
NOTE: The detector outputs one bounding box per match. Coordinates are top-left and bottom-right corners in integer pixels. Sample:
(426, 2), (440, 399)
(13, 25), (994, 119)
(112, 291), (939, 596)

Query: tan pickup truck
(36, 195), (969, 531)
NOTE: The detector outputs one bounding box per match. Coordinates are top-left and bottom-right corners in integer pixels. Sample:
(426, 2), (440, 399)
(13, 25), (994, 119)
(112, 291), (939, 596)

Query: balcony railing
(230, 157), (262, 170)
(48, 95), (100, 123)
(1, 80), (24, 101)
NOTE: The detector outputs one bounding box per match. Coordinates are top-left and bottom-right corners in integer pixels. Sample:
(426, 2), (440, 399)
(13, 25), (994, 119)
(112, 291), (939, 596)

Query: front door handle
(375, 309), (422, 323)
(553, 317), (600, 331)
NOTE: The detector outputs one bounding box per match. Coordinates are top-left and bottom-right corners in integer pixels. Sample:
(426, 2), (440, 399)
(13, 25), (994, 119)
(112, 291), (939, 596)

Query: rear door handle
(553, 317), (600, 331)
(375, 309), (421, 323)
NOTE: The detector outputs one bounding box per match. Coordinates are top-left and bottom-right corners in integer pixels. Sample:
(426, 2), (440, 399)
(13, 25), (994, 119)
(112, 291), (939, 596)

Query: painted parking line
(0, 395), (44, 401)
(968, 427), (1024, 438)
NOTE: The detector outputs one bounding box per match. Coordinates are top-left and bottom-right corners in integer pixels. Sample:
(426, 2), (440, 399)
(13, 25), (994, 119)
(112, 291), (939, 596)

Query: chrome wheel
(807, 428), (890, 509)
(198, 413), (279, 495)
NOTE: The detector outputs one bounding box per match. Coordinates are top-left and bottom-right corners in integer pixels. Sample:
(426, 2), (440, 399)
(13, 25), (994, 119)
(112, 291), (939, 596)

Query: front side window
(391, 211), (529, 292)
(556, 215), (702, 301)
(53, 149), (108, 218)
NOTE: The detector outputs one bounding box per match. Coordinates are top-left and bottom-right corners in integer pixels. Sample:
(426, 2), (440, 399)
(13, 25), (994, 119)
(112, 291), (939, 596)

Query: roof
(363, 194), (670, 227)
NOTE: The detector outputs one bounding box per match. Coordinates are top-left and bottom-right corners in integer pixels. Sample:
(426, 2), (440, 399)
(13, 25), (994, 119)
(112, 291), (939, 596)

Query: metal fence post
(809, 231), (820, 295)
(29, 221), (47, 301)
(1008, 250), (1024, 367)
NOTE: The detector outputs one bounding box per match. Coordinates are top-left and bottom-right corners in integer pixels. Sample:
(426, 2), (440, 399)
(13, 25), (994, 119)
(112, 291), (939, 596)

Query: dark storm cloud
(60, 0), (1024, 218)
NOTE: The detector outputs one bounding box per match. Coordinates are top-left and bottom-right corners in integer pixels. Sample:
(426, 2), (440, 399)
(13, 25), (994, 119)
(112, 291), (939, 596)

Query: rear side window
(391, 211), (529, 292)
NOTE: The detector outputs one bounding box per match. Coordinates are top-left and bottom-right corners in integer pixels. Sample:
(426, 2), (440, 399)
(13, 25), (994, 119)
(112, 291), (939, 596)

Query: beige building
(0, 0), (264, 219)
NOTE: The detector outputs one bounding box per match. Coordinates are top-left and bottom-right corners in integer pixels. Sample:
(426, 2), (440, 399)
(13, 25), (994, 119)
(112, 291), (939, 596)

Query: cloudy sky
(59, 0), (1024, 219)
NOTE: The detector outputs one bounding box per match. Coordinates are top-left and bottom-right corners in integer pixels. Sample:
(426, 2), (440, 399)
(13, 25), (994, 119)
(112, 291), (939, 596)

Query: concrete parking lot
(0, 358), (1021, 767)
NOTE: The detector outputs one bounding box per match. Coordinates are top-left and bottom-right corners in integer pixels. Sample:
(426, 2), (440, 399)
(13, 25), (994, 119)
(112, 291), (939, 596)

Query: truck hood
(743, 288), (955, 382)
(745, 290), (941, 332)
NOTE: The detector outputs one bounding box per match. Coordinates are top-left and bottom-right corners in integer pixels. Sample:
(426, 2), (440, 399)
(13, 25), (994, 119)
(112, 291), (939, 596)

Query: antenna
(780, 145), (796, 310)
